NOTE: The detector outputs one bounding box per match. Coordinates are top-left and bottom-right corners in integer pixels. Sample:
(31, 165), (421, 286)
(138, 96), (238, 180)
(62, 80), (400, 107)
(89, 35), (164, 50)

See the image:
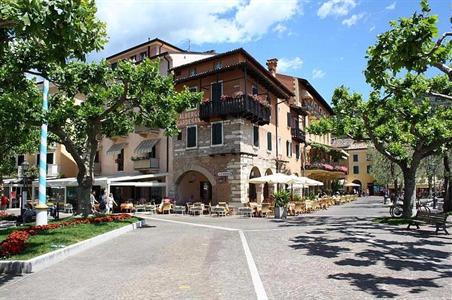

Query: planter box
(274, 207), (287, 219)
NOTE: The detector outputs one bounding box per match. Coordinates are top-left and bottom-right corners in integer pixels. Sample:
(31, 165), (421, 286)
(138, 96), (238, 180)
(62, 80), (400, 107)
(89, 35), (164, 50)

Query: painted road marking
(239, 230), (269, 300)
(146, 216), (269, 300)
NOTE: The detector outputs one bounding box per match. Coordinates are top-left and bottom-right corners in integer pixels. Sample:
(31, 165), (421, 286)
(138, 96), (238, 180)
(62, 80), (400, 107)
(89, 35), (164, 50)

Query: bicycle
(389, 197), (404, 218)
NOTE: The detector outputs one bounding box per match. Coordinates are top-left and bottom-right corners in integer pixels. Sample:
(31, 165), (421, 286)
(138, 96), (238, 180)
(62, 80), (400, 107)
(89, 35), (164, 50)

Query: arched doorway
(352, 179), (362, 194)
(176, 170), (213, 204)
(264, 168), (273, 200)
(249, 167), (261, 202)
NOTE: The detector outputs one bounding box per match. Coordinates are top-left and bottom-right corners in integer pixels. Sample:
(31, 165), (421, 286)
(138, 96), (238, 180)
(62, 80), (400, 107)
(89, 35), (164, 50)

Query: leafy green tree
(368, 148), (403, 194)
(1, 1), (200, 215)
(47, 60), (200, 215)
(0, 0), (106, 187)
(310, 0), (452, 217)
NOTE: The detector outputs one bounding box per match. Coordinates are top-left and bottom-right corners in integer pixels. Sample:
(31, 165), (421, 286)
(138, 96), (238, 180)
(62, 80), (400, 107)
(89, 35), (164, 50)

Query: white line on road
(145, 216), (268, 300)
(239, 230), (269, 300)
(144, 216), (238, 231)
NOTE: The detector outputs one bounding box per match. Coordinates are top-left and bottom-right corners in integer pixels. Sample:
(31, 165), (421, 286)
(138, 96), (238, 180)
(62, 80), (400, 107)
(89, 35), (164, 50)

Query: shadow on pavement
(285, 216), (452, 298)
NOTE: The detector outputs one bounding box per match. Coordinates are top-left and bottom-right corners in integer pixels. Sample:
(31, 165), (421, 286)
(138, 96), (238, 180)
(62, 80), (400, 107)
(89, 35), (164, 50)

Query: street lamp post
(20, 161), (29, 224)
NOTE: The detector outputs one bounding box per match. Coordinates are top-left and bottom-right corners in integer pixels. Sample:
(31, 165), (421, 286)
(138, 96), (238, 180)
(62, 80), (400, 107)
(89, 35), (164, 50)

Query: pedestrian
(107, 193), (117, 214)
(90, 191), (98, 213)
(1, 193), (9, 210)
(98, 191), (107, 214)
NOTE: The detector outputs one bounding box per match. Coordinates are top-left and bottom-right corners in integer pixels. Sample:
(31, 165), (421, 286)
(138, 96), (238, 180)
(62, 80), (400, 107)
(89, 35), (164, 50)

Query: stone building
(171, 48), (339, 206)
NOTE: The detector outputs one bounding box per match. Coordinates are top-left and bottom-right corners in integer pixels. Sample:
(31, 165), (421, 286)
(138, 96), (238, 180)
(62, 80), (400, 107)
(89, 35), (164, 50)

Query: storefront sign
(218, 171), (232, 177)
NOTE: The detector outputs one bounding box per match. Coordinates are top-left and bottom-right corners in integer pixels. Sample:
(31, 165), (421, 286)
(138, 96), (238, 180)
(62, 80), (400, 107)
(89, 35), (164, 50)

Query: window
(129, 55), (136, 62)
(214, 61), (222, 70)
(287, 112), (291, 127)
(139, 51), (147, 61)
(366, 153), (371, 161)
(267, 132), (272, 151)
(188, 86), (198, 93)
(252, 84), (258, 95)
(189, 68), (197, 76)
(17, 155), (25, 167)
(186, 125), (197, 148)
(211, 81), (223, 102)
(111, 62), (117, 70)
(211, 122), (223, 146)
(36, 154), (40, 166)
(47, 153), (54, 164)
(367, 165), (372, 174)
(286, 141), (292, 157)
(295, 144), (300, 159)
(177, 131), (182, 141)
(149, 145), (156, 158)
(353, 166), (359, 174)
(117, 149), (124, 171)
(94, 151), (100, 163)
(353, 154), (359, 162)
(253, 126), (259, 147)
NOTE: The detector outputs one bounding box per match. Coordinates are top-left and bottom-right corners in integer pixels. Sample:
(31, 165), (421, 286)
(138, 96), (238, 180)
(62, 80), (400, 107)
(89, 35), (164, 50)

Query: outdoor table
(238, 207), (253, 217)
(211, 206), (226, 217)
(172, 205), (186, 214)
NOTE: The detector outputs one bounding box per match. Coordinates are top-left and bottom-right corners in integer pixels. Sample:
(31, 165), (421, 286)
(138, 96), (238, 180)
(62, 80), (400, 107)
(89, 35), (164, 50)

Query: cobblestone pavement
(1, 196), (451, 299)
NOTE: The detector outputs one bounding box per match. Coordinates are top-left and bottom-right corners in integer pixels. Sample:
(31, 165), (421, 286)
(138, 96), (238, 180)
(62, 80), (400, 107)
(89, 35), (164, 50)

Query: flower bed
(0, 214), (133, 258)
(0, 211), (17, 221)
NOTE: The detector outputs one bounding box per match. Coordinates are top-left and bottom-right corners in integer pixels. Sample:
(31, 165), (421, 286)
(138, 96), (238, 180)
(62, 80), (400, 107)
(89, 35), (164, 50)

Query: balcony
(133, 158), (160, 172)
(199, 95), (271, 125)
(291, 128), (306, 143)
(305, 162), (348, 174)
(47, 164), (59, 177)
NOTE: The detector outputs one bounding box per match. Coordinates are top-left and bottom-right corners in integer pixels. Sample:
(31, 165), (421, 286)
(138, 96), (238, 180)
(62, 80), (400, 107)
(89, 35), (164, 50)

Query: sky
(91, 0), (451, 104)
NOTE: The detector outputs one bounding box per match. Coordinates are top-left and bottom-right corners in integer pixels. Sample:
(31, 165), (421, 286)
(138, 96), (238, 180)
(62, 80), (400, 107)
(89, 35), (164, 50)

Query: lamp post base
(35, 204), (48, 225)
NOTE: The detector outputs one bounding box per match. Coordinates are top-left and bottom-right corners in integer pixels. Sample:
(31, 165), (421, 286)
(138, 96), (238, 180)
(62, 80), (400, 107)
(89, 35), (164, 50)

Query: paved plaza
(1, 196), (451, 299)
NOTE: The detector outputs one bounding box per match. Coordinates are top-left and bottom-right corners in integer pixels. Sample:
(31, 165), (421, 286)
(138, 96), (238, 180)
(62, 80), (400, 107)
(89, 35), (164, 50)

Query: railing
(133, 158), (159, 170)
(199, 95), (271, 125)
(291, 127), (306, 143)
(305, 162), (348, 173)
(47, 164), (59, 177)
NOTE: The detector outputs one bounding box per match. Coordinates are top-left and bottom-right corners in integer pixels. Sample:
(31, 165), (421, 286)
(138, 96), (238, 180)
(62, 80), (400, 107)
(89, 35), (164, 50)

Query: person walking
(1, 193), (9, 210)
(90, 191), (98, 213)
(107, 193), (117, 214)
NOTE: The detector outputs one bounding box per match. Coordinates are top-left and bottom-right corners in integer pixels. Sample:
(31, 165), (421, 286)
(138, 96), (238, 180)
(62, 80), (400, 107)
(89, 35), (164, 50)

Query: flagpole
(35, 79), (49, 225)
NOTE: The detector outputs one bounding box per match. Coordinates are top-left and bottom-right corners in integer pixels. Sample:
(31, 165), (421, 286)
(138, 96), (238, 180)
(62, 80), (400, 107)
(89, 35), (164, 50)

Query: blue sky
(93, 0), (451, 104)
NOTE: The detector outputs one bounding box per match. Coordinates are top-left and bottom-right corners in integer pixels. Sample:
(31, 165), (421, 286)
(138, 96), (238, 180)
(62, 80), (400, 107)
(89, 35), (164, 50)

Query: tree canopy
(309, 0), (452, 216)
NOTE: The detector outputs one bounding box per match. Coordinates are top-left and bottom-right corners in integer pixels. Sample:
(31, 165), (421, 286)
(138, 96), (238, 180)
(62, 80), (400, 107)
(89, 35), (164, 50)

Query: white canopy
(344, 182), (360, 187)
(292, 178), (324, 188)
(249, 173), (314, 185)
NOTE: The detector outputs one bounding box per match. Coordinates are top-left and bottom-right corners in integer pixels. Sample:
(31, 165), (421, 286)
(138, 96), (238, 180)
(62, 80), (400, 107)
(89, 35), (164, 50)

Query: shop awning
(109, 182), (167, 187)
(106, 143), (127, 156)
(134, 139), (159, 154)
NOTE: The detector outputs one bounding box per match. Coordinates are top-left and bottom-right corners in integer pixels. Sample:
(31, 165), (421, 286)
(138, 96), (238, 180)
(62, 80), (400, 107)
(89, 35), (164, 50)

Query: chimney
(266, 58), (278, 77)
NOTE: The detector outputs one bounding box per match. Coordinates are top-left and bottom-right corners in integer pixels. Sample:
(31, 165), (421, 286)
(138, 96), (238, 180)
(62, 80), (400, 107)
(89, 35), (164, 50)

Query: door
(199, 181), (212, 204)
(211, 82), (222, 102)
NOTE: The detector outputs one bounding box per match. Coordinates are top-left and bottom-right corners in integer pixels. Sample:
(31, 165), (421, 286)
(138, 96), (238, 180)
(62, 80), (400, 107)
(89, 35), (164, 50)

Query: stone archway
(352, 179), (362, 193)
(249, 167), (261, 202)
(264, 168), (273, 200)
(175, 165), (217, 204)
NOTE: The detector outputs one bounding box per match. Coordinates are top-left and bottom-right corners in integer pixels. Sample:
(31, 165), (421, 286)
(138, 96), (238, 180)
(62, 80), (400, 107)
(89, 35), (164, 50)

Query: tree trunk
(443, 152), (451, 212)
(402, 169), (417, 218)
(77, 171), (94, 216)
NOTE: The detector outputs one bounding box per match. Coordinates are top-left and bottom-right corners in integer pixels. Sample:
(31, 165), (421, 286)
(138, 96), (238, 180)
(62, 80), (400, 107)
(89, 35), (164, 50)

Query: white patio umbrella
(249, 173), (303, 185)
(344, 182), (360, 187)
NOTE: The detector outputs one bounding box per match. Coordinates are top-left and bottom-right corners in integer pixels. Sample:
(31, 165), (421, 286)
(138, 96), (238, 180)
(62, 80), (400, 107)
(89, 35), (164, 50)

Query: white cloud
(273, 23), (288, 34)
(369, 25), (376, 32)
(278, 57), (304, 72)
(386, 2), (396, 10)
(342, 13), (365, 27)
(95, 0), (301, 56)
(317, 0), (356, 19)
(312, 68), (326, 79)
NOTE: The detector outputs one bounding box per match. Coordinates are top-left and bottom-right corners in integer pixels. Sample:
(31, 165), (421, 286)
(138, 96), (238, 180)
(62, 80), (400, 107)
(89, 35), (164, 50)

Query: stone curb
(0, 219), (145, 275)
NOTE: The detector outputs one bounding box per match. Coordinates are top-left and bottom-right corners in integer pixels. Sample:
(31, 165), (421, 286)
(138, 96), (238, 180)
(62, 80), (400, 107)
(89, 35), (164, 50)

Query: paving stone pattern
(1, 196), (451, 299)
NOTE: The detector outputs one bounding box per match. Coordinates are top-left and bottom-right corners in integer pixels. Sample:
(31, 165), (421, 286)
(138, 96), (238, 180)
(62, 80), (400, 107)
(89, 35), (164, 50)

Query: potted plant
(273, 190), (290, 219)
